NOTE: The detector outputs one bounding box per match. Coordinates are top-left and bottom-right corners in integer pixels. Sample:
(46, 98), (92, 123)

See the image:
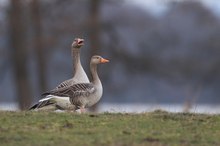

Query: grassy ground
(0, 110), (219, 146)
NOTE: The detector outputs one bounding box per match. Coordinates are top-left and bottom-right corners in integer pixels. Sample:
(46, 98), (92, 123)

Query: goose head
(72, 38), (84, 48)
(91, 55), (109, 65)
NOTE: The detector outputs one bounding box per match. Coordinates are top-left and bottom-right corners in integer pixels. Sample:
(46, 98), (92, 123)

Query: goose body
(29, 38), (89, 111)
(29, 55), (109, 112)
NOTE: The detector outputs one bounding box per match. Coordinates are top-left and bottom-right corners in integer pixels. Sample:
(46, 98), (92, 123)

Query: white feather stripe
(39, 95), (70, 102)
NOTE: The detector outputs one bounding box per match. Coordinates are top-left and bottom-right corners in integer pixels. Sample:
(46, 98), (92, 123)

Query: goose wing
(55, 78), (75, 89)
(42, 83), (96, 99)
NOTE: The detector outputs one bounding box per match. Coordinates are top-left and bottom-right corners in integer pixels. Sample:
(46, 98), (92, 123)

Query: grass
(0, 110), (220, 146)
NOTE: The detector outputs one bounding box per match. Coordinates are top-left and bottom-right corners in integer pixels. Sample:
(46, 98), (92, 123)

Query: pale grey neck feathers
(72, 49), (81, 75)
(90, 62), (100, 85)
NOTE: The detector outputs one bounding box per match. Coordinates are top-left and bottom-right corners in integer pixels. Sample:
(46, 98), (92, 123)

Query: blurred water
(0, 102), (220, 114)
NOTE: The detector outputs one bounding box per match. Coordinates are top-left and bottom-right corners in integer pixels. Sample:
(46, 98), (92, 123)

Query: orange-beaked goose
(29, 55), (109, 112)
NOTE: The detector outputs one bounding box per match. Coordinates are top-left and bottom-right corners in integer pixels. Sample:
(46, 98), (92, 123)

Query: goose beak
(77, 38), (84, 45)
(72, 38), (84, 48)
(100, 58), (109, 63)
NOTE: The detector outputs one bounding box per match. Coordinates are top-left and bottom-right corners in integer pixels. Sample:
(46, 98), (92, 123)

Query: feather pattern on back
(42, 83), (96, 99)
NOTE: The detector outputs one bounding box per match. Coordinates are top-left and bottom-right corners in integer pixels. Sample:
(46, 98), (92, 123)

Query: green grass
(0, 110), (220, 146)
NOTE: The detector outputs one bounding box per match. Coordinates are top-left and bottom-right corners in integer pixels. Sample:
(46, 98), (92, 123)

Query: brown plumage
(29, 38), (89, 111)
(29, 55), (109, 112)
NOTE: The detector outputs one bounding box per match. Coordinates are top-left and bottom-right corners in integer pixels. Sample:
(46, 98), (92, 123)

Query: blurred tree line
(0, 0), (220, 110)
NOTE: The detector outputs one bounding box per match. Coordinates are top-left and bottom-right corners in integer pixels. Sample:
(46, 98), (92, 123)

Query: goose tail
(28, 96), (55, 111)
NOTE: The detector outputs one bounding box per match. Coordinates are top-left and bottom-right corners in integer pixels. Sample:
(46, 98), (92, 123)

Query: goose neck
(90, 63), (100, 84)
(72, 49), (81, 74)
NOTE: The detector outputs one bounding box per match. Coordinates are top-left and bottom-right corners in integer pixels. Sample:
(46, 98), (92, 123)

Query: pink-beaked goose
(29, 55), (109, 112)
(29, 38), (89, 111)
(56, 38), (89, 88)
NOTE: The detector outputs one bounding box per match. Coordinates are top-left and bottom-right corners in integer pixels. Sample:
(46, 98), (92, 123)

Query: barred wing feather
(56, 79), (74, 89)
(42, 83), (96, 99)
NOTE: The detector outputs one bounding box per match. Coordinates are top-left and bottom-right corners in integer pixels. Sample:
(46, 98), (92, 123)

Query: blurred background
(0, 0), (220, 113)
